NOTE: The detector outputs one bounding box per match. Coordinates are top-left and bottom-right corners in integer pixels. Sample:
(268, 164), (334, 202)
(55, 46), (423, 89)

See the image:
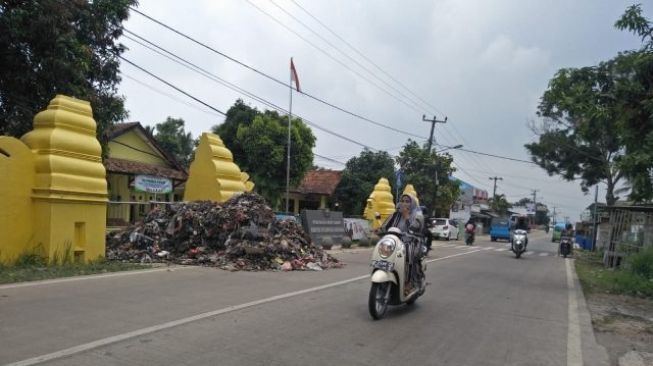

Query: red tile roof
(296, 170), (342, 195)
(104, 158), (187, 181)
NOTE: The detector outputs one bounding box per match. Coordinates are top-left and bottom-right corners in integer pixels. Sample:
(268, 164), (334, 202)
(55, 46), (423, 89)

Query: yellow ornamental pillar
(184, 133), (254, 202)
(21, 95), (108, 263)
(403, 184), (419, 205)
(363, 178), (396, 229)
(0, 137), (35, 264)
(241, 171), (255, 192)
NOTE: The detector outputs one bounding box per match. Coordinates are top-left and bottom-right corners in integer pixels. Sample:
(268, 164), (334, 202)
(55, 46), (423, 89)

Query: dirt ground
(585, 293), (653, 366)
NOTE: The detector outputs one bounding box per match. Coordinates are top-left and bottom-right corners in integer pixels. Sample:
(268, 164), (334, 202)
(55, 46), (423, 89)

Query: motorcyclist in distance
(561, 223), (574, 237)
(513, 216), (529, 247)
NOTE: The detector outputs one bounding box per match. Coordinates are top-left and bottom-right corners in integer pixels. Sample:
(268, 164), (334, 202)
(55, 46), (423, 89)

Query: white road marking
(566, 259), (583, 366)
(539, 253), (549, 257)
(495, 248), (508, 252)
(5, 249), (484, 366)
(0, 266), (194, 290)
(524, 251), (534, 256)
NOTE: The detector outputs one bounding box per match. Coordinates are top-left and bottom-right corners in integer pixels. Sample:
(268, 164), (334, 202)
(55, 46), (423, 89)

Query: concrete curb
(570, 259), (611, 366)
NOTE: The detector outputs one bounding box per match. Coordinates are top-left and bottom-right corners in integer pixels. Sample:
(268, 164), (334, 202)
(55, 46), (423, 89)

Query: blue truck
(490, 217), (512, 242)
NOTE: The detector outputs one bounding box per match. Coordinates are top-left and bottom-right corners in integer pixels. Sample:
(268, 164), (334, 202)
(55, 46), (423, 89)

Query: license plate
(371, 260), (394, 271)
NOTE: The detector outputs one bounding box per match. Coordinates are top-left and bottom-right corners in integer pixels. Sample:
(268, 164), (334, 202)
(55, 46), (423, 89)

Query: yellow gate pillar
(184, 132), (254, 202)
(364, 178), (396, 229)
(21, 95), (108, 263)
(403, 184), (419, 204)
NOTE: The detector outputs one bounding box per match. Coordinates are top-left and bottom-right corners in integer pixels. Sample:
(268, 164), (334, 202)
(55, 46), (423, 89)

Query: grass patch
(575, 248), (653, 299)
(0, 254), (151, 284)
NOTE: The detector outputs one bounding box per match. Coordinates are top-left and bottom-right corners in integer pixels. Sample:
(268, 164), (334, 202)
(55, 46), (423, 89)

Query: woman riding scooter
(379, 193), (425, 294)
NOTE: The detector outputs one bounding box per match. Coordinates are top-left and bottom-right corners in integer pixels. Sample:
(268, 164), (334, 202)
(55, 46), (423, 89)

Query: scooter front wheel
(369, 282), (391, 320)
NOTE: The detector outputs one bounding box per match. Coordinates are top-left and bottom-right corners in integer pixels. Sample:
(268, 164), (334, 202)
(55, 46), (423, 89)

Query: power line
(314, 153), (346, 166)
(267, 0), (434, 114)
(122, 12), (427, 141)
(119, 56), (226, 116)
(244, 0), (426, 114)
(111, 139), (164, 160)
(442, 145), (537, 164)
(121, 30), (378, 151)
(288, 0), (446, 117)
(125, 8), (550, 168)
(122, 74), (224, 118)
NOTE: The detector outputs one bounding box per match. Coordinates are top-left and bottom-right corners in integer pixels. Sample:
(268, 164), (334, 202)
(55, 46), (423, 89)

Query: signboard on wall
(134, 175), (172, 194)
(344, 218), (372, 241)
(300, 210), (345, 245)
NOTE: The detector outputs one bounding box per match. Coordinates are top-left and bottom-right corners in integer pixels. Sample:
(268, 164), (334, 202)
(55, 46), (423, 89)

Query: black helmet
(566, 223), (572, 230)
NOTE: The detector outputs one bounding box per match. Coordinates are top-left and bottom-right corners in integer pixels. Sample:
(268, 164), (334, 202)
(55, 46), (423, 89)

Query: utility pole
(422, 115), (447, 215)
(531, 189), (539, 207)
(592, 185), (599, 251)
(552, 206), (557, 225)
(530, 189), (539, 226)
(423, 115), (447, 152)
(489, 176), (503, 199)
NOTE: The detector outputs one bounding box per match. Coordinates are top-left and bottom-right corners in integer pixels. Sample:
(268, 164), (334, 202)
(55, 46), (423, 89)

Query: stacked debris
(106, 193), (343, 271)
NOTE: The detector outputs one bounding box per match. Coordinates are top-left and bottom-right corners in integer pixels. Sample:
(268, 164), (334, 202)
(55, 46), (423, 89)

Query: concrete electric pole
(422, 115), (447, 216)
(489, 176), (503, 199)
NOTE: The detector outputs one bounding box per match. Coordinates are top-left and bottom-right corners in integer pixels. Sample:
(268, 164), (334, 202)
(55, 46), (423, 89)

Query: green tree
(332, 149), (396, 216)
(513, 197), (533, 207)
(526, 4), (653, 204)
(396, 140), (460, 217)
(613, 4), (653, 202)
(213, 100), (316, 208)
(211, 99), (256, 165)
(489, 194), (511, 215)
(526, 61), (625, 206)
(147, 117), (195, 168)
(0, 0), (136, 153)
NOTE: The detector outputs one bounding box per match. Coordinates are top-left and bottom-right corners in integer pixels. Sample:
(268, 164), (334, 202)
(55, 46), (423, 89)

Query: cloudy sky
(117, 0), (645, 221)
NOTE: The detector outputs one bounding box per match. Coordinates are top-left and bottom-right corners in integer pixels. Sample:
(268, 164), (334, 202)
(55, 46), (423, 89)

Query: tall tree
(396, 140), (460, 217)
(613, 4), (653, 202)
(513, 197), (533, 207)
(0, 0), (135, 152)
(526, 61), (624, 206)
(213, 100), (316, 208)
(526, 4), (653, 204)
(489, 194), (511, 215)
(147, 117), (195, 168)
(332, 149), (396, 216)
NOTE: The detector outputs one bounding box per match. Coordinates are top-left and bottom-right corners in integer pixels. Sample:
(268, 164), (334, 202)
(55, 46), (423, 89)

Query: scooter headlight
(377, 238), (397, 258)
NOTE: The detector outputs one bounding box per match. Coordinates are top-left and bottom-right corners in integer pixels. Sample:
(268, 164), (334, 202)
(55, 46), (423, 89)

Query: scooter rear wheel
(369, 282), (390, 320)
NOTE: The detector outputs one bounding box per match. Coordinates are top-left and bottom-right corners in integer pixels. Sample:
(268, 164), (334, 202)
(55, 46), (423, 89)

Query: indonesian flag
(290, 57), (301, 92)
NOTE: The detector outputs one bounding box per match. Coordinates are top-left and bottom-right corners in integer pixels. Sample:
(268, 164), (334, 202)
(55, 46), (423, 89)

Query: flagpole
(285, 58), (293, 214)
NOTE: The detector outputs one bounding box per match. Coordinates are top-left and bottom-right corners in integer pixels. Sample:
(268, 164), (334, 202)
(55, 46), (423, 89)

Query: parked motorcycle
(368, 227), (426, 320)
(559, 237), (573, 258)
(511, 229), (528, 258)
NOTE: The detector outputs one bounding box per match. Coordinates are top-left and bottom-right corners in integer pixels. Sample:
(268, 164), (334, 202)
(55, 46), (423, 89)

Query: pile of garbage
(106, 193), (343, 271)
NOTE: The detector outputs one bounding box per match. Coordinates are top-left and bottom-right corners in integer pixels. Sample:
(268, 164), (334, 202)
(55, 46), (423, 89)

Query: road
(0, 230), (608, 366)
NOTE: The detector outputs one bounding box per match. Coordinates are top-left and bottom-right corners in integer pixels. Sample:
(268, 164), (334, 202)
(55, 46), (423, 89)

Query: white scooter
(368, 227), (426, 320)
(511, 229), (528, 258)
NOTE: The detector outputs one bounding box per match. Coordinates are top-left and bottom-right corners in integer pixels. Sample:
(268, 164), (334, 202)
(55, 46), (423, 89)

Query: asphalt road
(0, 230), (608, 366)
